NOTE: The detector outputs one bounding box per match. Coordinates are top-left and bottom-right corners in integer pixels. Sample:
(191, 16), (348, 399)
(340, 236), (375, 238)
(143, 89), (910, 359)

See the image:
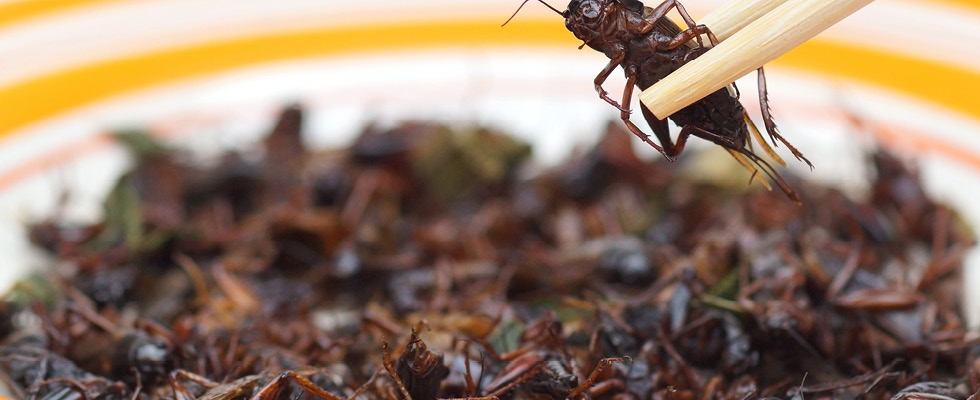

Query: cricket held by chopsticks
(505, 0), (874, 201)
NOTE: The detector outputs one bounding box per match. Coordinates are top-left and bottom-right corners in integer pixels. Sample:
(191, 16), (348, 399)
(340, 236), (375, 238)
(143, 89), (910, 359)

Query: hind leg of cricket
(756, 67), (813, 168)
(616, 66), (667, 155)
(683, 125), (745, 151)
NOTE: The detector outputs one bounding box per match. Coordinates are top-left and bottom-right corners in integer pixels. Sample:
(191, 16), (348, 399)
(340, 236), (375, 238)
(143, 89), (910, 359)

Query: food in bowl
(0, 105), (975, 400)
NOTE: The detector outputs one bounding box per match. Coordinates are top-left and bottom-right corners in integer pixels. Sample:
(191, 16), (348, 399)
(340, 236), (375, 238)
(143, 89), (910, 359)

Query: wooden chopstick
(697, 0), (787, 43)
(638, 0), (874, 119)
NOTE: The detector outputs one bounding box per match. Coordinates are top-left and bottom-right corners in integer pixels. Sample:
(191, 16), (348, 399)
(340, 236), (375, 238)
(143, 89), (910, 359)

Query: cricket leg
(619, 66), (667, 155)
(594, 51), (630, 112)
(248, 371), (345, 400)
(666, 24), (719, 50)
(382, 340), (415, 400)
(682, 125), (744, 150)
(756, 67), (813, 168)
(730, 80), (741, 100)
(169, 370), (218, 400)
(647, 0), (712, 47)
(638, 102), (687, 160)
(565, 357), (632, 399)
(34, 378), (91, 400)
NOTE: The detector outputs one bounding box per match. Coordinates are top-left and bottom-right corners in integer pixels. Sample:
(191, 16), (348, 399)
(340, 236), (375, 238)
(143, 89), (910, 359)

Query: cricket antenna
(502, 0), (564, 27)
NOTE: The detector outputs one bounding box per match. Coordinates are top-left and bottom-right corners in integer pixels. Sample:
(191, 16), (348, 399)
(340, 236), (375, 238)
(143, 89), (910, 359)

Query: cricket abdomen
(629, 38), (748, 147)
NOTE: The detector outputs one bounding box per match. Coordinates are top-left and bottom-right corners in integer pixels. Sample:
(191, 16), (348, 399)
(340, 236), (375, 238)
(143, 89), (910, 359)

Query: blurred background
(1, 0), (980, 322)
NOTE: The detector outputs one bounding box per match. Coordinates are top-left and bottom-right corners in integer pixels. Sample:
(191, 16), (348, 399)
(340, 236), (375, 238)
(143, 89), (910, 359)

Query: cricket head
(502, 0), (640, 54)
(564, 0), (607, 42)
(564, 0), (641, 52)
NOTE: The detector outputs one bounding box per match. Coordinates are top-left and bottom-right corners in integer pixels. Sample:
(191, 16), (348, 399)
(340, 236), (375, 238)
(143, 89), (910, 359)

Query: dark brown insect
(168, 369), (370, 400)
(466, 315), (631, 400)
(506, 0), (812, 201)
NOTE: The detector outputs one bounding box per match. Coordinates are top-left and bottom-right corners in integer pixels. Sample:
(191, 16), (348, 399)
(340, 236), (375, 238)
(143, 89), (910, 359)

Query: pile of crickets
(0, 105), (976, 400)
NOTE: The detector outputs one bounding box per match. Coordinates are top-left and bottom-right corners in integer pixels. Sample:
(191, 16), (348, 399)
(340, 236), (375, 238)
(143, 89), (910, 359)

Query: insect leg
(169, 370), (218, 400)
(565, 357), (631, 399)
(756, 67), (813, 168)
(619, 66), (667, 155)
(666, 24), (718, 50)
(680, 125), (747, 152)
(646, 0), (710, 47)
(485, 358), (544, 398)
(594, 54), (630, 112)
(729, 81), (741, 100)
(638, 104), (688, 160)
(248, 371), (346, 400)
(382, 340), (415, 400)
(33, 378), (85, 400)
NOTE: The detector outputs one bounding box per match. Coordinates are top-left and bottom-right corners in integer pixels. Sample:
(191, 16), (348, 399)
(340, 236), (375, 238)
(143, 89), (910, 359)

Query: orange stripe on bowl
(936, 0), (980, 11)
(2, 18), (980, 143)
(0, 0), (122, 29)
(770, 39), (980, 123)
(0, 17), (979, 191)
(1, 0), (978, 35)
(0, 19), (578, 141)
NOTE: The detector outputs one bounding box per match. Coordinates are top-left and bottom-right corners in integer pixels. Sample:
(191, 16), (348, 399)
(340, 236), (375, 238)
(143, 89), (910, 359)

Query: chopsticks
(638, 0), (875, 119)
(697, 0), (787, 42)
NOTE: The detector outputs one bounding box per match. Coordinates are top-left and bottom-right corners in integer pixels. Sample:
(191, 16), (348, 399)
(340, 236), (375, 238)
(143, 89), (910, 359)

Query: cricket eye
(580, 0), (601, 21)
